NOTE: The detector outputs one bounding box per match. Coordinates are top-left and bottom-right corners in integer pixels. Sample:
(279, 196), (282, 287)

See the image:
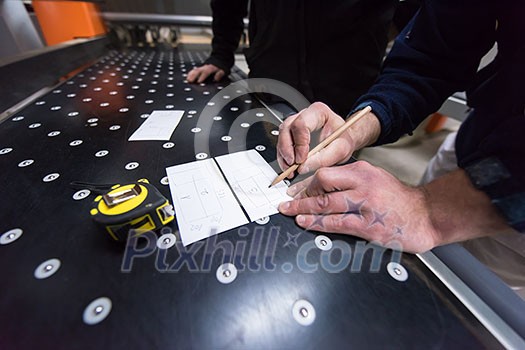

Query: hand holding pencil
(273, 104), (373, 187)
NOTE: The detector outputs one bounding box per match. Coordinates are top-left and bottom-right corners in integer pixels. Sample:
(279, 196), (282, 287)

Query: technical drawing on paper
(166, 158), (248, 246)
(215, 150), (292, 221)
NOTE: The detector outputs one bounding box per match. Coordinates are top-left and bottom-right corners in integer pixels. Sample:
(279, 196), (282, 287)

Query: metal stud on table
(34, 258), (61, 279)
(0, 228), (23, 245)
(386, 262), (409, 282)
(157, 233), (177, 249)
(216, 263), (238, 284)
(292, 299), (316, 326)
(125, 162), (139, 170)
(18, 159), (34, 168)
(83, 297), (112, 325)
(255, 216), (270, 225)
(73, 189), (91, 201)
(315, 235), (333, 251)
(42, 173), (60, 182)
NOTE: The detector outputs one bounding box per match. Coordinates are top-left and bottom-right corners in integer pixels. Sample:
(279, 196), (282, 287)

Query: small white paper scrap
(129, 110), (184, 141)
(216, 150), (292, 222)
(166, 158), (249, 246)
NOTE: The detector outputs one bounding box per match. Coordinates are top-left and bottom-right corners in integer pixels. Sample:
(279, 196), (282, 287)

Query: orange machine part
(33, 1), (106, 46)
(425, 113), (448, 134)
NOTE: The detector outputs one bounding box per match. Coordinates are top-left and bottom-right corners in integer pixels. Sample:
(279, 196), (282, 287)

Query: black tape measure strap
(70, 181), (123, 195)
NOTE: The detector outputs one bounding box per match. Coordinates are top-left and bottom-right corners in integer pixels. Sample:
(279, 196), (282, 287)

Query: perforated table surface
(0, 44), (502, 349)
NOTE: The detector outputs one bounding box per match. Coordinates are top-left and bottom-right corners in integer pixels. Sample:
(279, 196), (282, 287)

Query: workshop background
(1, 1), (524, 349)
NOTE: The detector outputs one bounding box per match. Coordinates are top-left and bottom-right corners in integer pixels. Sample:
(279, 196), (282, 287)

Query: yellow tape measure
(89, 179), (174, 242)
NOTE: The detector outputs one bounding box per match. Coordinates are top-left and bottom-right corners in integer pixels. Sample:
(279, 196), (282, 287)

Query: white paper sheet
(128, 110), (184, 141)
(215, 150), (293, 222)
(166, 159), (249, 246)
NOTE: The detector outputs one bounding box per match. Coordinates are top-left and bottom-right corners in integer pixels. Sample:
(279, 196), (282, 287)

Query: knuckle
(296, 145), (309, 154)
(315, 193), (331, 210)
(310, 101), (328, 112)
(353, 160), (367, 169)
(336, 142), (351, 157)
(290, 118), (306, 133)
(328, 215), (345, 231)
(352, 160), (372, 172)
(281, 116), (296, 130)
(297, 199), (310, 212)
(315, 167), (332, 183)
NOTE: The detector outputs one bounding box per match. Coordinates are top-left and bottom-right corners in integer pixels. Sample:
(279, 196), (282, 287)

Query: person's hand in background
(187, 64), (226, 83)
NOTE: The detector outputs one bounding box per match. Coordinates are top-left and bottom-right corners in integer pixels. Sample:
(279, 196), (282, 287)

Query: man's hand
(278, 161), (513, 254)
(276, 102), (381, 177)
(187, 64), (225, 83)
(278, 161), (439, 253)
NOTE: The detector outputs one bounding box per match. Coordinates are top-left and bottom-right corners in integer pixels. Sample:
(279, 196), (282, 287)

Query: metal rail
(101, 12), (249, 27)
(418, 246), (525, 349)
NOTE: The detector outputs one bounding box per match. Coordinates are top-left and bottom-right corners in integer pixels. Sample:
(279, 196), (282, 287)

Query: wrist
(346, 111), (382, 151)
(418, 184), (443, 249)
(419, 169), (512, 247)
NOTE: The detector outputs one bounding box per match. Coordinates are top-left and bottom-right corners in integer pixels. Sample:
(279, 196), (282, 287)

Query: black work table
(0, 44), (513, 349)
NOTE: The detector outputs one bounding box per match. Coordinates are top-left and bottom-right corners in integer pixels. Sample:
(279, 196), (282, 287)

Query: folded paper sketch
(166, 150), (292, 246)
(216, 150), (291, 221)
(166, 158), (248, 246)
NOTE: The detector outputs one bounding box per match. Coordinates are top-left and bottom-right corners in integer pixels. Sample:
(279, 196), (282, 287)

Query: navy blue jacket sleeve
(205, 0), (248, 75)
(353, 0), (496, 144)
